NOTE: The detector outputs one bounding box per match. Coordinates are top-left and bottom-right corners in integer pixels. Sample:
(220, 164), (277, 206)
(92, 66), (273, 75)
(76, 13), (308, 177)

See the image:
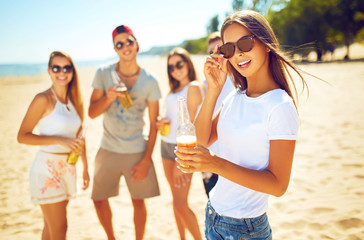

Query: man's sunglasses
(219, 35), (255, 59)
(50, 65), (73, 73)
(115, 39), (135, 50)
(168, 60), (185, 73)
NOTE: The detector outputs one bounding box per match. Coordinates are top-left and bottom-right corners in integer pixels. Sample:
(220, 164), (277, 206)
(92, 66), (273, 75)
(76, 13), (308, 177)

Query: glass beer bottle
(111, 70), (133, 110)
(67, 127), (86, 165)
(176, 95), (196, 167)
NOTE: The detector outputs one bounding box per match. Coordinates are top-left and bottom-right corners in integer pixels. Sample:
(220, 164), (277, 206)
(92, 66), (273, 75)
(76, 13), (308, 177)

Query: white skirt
(29, 150), (77, 204)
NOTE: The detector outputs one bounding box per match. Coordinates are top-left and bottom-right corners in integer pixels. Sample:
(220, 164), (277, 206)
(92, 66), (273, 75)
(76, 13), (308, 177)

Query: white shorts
(29, 150), (77, 204)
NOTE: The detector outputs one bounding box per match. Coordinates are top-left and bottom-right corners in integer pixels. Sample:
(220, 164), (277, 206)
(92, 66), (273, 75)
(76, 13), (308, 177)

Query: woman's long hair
(48, 51), (84, 122)
(167, 47), (197, 93)
(221, 10), (308, 107)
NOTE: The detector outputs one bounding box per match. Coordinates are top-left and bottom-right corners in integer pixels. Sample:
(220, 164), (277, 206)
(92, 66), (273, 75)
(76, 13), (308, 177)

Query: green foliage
(182, 37), (208, 54)
(325, 0), (364, 47)
(233, 0), (272, 15)
(268, 0), (364, 60)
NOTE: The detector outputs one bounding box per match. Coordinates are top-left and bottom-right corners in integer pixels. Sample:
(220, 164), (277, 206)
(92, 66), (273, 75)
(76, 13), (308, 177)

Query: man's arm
(130, 100), (159, 181)
(88, 87), (119, 119)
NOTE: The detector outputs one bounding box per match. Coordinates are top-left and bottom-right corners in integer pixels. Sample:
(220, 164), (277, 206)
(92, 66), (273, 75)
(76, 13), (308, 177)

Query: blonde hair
(221, 10), (308, 106)
(48, 51), (84, 122)
(167, 47), (197, 93)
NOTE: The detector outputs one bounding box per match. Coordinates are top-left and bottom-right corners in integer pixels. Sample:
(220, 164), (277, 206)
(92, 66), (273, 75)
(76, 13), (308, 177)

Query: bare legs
(162, 158), (202, 240)
(93, 199), (147, 240)
(132, 199), (147, 240)
(40, 200), (69, 240)
(93, 200), (116, 240)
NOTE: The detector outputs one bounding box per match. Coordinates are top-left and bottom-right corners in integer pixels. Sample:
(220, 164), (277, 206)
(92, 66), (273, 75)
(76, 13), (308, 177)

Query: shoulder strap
(50, 87), (59, 102)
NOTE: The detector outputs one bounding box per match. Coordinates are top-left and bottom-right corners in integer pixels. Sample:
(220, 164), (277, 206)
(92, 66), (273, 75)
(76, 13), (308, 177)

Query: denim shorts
(205, 201), (272, 240)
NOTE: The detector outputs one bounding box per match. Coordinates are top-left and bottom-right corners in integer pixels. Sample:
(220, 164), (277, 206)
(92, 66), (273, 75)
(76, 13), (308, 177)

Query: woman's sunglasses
(219, 35), (255, 59)
(115, 39), (135, 50)
(168, 60), (185, 73)
(50, 65), (73, 73)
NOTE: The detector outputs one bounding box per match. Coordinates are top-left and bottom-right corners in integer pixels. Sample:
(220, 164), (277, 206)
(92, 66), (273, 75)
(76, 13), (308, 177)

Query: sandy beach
(1, 49), (364, 239)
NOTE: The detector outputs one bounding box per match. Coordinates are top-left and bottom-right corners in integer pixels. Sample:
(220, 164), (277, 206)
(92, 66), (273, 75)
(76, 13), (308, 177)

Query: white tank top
(38, 88), (81, 153)
(160, 85), (189, 144)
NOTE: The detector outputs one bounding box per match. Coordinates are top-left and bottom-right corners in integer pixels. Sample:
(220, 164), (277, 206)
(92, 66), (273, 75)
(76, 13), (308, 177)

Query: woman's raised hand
(204, 45), (228, 93)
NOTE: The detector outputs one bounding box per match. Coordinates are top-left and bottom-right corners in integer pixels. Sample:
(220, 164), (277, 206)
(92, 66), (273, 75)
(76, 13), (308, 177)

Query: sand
(1, 52), (364, 239)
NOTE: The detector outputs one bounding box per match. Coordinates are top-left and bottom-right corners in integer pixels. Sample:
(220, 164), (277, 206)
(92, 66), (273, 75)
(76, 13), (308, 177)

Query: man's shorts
(91, 148), (160, 200)
(161, 140), (177, 161)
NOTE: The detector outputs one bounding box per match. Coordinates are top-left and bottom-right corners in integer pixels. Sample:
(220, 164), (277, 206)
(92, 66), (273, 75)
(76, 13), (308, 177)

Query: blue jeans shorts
(205, 201), (272, 240)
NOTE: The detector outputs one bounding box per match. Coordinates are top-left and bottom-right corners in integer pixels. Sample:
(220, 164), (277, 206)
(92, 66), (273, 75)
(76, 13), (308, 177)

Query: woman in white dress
(17, 51), (89, 240)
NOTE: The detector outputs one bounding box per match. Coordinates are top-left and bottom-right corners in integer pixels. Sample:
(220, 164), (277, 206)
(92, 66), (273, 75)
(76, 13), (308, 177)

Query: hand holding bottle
(111, 69), (133, 109)
(67, 127), (87, 165)
(157, 116), (171, 136)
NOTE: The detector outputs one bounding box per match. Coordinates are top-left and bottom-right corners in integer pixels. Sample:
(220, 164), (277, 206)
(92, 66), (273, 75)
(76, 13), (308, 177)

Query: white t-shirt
(210, 89), (299, 218)
(204, 76), (236, 154)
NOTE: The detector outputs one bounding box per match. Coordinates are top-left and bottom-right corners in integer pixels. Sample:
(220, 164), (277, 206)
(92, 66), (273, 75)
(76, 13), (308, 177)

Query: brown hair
(167, 47), (197, 93)
(221, 10), (308, 106)
(207, 31), (221, 44)
(48, 51), (84, 122)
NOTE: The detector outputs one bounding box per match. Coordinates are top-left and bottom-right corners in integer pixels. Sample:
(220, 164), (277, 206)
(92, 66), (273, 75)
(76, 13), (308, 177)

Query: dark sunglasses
(50, 65), (73, 73)
(168, 60), (185, 73)
(219, 35), (255, 59)
(115, 39), (135, 50)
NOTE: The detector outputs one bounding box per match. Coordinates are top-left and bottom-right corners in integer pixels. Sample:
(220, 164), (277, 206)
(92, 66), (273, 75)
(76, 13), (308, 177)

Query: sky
(0, 0), (234, 64)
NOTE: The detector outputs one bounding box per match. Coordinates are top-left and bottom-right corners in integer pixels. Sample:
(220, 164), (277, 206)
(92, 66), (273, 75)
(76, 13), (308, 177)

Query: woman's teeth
(238, 60), (251, 66)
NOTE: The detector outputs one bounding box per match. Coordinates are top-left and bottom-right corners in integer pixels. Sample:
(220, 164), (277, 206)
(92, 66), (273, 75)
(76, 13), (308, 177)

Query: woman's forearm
(194, 90), (219, 146)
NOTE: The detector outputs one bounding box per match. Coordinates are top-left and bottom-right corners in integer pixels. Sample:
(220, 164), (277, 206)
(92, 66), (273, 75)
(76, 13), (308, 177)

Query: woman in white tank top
(17, 51), (89, 239)
(156, 47), (204, 240)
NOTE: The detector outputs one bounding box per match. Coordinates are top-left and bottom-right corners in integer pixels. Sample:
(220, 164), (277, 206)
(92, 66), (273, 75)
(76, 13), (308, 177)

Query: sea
(0, 55), (161, 77)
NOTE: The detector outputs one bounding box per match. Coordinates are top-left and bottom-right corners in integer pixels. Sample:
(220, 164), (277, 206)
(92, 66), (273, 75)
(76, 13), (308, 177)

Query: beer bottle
(176, 95), (196, 167)
(67, 127), (86, 165)
(111, 70), (133, 110)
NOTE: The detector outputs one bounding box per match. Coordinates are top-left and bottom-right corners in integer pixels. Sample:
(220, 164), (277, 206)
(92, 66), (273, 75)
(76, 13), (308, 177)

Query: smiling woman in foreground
(175, 10), (308, 239)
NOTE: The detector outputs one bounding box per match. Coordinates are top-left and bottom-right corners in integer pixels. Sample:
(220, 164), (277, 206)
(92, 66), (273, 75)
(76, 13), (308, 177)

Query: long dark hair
(221, 10), (308, 107)
(48, 51), (84, 122)
(167, 47), (197, 93)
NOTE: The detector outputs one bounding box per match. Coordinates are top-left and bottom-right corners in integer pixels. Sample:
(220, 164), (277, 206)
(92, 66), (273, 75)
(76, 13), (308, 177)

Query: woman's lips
(238, 60), (251, 69)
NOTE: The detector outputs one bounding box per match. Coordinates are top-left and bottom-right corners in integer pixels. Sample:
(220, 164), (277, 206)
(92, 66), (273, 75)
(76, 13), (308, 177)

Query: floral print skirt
(29, 150), (77, 204)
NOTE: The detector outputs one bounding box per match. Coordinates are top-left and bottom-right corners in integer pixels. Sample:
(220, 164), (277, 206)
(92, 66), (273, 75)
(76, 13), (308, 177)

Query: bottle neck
(177, 96), (191, 125)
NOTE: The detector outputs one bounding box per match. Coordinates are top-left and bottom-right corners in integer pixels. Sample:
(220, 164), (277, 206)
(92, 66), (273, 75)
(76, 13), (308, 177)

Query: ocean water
(0, 55), (161, 77)
(0, 63), (47, 77)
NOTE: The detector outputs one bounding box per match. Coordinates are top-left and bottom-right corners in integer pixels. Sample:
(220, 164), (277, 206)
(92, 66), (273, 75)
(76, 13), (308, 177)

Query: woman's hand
(204, 45), (228, 93)
(156, 117), (169, 132)
(82, 170), (90, 190)
(59, 137), (84, 153)
(175, 144), (221, 174)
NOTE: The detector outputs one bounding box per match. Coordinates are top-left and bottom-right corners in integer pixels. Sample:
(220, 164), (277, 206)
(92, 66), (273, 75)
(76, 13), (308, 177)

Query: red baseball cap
(112, 25), (139, 52)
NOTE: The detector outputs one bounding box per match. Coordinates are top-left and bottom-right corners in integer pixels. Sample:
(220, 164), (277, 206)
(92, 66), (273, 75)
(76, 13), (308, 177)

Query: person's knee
(49, 219), (67, 236)
(93, 199), (108, 210)
(173, 199), (188, 213)
(132, 199), (145, 208)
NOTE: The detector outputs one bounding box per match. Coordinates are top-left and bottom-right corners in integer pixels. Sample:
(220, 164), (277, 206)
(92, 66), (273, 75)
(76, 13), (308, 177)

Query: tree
(268, 0), (333, 61)
(325, 0), (364, 59)
(206, 15), (220, 34)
